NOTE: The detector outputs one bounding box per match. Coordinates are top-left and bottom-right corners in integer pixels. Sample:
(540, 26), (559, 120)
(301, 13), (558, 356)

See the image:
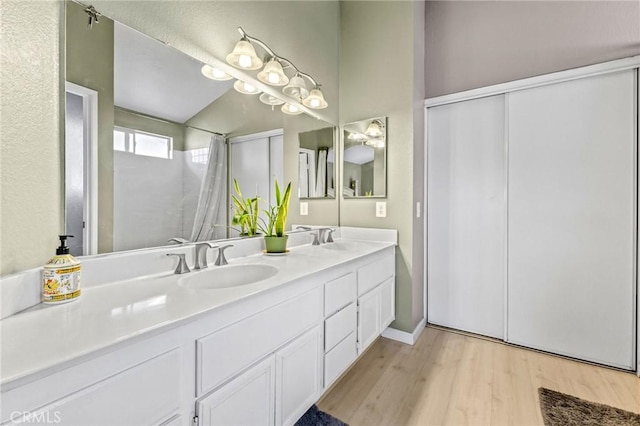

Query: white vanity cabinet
(0, 329), (190, 426)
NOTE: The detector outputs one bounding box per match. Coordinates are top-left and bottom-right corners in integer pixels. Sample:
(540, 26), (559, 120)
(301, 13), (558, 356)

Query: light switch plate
(376, 202), (387, 217)
(300, 202), (308, 216)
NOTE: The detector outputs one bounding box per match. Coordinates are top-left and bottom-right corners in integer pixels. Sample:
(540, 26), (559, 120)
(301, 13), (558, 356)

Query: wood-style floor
(318, 326), (640, 426)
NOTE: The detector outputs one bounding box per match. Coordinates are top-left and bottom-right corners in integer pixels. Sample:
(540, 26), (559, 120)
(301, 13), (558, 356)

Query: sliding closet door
(427, 95), (506, 339)
(507, 70), (636, 369)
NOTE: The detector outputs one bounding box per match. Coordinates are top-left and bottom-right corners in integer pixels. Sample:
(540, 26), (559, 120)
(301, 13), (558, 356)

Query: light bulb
(212, 68), (227, 79)
(244, 82), (256, 93)
(268, 72), (279, 84)
(239, 54), (252, 68)
(310, 99), (320, 108)
(289, 105), (299, 113)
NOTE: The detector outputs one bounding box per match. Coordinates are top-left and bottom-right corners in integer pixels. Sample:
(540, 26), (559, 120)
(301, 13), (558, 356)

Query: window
(113, 127), (173, 159)
(190, 147), (210, 164)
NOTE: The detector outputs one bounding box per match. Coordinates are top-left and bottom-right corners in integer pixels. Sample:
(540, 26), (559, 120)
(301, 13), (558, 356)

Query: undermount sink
(178, 264), (278, 290)
(321, 241), (369, 251)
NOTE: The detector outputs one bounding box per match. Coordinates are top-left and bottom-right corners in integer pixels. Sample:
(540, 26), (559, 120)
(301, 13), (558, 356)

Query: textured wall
(426, 0), (640, 97)
(1, 1), (62, 275)
(339, 1), (425, 333)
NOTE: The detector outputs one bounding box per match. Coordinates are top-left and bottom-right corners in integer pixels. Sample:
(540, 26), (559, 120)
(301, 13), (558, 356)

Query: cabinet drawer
(197, 286), (323, 396)
(357, 253), (394, 296)
(28, 349), (181, 426)
(324, 332), (357, 388)
(325, 303), (357, 352)
(324, 273), (356, 315)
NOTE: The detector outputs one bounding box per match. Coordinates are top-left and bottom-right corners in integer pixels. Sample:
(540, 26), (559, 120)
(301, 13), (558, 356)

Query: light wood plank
(318, 327), (640, 426)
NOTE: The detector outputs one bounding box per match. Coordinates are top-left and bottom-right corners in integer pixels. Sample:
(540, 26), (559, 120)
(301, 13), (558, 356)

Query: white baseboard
(381, 317), (426, 345)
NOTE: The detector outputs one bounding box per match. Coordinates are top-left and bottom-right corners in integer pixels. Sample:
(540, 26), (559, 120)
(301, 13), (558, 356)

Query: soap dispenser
(42, 235), (82, 304)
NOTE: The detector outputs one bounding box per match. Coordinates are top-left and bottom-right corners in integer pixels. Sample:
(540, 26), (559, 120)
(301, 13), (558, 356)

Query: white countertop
(0, 239), (394, 387)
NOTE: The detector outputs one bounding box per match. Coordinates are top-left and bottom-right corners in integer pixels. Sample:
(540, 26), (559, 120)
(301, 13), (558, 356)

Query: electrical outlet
(300, 202), (308, 216)
(376, 202), (387, 218)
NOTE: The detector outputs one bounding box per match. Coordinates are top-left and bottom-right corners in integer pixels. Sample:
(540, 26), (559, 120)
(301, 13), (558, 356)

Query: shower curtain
(190, 134), (226, 242)
(315, 147), (328, 197)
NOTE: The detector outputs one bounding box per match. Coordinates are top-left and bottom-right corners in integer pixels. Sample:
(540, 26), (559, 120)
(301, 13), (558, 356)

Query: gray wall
(425, 0), (640, 97)
(340, 1), (425, 333)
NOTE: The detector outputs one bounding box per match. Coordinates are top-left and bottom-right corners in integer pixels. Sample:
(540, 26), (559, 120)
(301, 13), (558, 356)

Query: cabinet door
(427, 94), (506, 339)
(507, 70), (636, 369)
(275, 325), (324, 426)
(358, 288), (380, 353)
(379, 277), (395, 331)
(197, 356), (276, 426)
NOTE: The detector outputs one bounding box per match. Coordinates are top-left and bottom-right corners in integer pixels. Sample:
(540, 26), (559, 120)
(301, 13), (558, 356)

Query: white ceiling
(114, 22), (233, 124)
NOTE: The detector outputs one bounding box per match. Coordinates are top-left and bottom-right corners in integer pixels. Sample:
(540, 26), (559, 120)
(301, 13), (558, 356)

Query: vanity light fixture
(302, 87), (328, 109)
(201, 64), (233, 81)
(281, 103), (303, 115)
(259, 93), (285, 106)
(226, 27), (328, 111)
(257, 58), (289, 86)
(282, 73), (309, 99)
(226, 38), (263, 70)
(233, 80), (260, 95)
(364, 119), (384, 138)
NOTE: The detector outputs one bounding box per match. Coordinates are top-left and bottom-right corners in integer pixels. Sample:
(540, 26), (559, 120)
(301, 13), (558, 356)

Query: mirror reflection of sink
(321, 241), (369, 251)
(178, 264), (278, 290)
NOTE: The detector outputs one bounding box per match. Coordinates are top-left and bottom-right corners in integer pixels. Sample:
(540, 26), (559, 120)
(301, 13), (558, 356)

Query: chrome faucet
(166, 253), (190, 274)
(215, 244), (234, 266)
(194, 242), (218, 270)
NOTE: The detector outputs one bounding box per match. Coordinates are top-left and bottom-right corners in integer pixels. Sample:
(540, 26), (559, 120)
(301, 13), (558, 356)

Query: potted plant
(260, 180), (292, 253)
(231, 178), (260, 236)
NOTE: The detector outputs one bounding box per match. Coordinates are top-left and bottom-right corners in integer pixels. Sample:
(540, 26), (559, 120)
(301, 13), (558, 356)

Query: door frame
(65, 81), (98, 256)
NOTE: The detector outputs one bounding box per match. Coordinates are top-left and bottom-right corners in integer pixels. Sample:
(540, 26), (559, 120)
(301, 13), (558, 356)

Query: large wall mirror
(342, 117), (387, 198)
(64, 1), (339, 256)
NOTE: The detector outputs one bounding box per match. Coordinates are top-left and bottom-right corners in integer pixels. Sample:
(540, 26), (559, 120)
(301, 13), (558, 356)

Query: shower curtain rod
(114, 106), (225, 137)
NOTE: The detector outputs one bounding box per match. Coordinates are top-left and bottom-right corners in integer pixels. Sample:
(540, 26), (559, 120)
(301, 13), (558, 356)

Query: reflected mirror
(342, 117), (387, 198)
(64, 1), (338, 256)
(298, 127), (336, 199)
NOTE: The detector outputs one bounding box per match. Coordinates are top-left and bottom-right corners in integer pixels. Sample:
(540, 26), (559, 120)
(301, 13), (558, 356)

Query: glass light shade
(281, 103), (303, 115)
(282, 74), (309, 99)
(201, 64), (233, 81)
(226, 39), (263, 70)
(364, 120), (384, 138)
(366, 137), (385, 148)
(257, 59), (289, 86)
(259, 92), (285, 106)
(302, 88), (328, 109)
(233, 80), (260, 95)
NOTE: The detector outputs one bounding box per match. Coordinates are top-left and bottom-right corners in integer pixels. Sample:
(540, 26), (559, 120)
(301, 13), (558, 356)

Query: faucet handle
(311, 232), (321, 246)
(325, 228), (336, 243)
(166, 253), (190, 274)
(168, 237), (189, 244)
(194, 242), (218, 270)
(215, 244), (234, 266)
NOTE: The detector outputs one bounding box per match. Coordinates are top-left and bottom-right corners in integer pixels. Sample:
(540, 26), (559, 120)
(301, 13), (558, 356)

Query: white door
(197, 355), (276, 426)
(427, 95), (506, 339)
(507, 70), (636, 369)
(275, 325), (323, 426)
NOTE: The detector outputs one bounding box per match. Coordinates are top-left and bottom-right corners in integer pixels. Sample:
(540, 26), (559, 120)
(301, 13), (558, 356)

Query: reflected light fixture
(281, 103), (303, 115)
(257, 58), (289, 86)
(302, 87), (328, 109)
(226, 38), (263, 70)
(364, 119), (384, 138)
(259, 93), (285, 106)
(201, 64), (233, 81)
(233, 80), (260, 95)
